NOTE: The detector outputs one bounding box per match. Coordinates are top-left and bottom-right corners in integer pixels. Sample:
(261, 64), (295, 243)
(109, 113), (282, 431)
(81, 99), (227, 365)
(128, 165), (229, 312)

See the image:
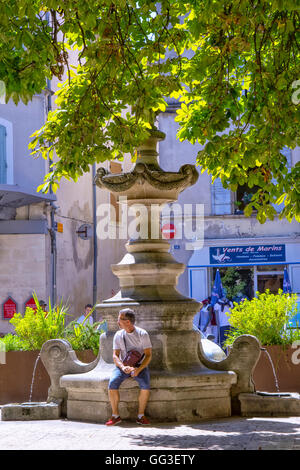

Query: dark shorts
(108, 366), (151, 390)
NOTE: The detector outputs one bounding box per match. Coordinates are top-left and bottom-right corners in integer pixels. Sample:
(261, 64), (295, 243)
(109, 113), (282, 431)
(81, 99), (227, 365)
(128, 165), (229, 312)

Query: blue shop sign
(210, 244), (286, 265)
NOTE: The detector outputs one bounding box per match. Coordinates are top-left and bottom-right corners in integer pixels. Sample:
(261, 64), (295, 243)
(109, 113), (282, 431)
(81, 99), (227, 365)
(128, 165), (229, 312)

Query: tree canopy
(0, 0), (299, 222)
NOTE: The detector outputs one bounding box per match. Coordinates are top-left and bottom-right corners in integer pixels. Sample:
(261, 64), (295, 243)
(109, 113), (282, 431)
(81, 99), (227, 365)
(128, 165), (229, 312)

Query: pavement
(1, 409), (300, 451)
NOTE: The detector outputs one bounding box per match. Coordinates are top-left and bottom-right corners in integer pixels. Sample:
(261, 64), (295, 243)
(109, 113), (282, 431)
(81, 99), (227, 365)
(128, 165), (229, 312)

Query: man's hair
(119, 308), (136, 324)
(85, 304), (93, 309)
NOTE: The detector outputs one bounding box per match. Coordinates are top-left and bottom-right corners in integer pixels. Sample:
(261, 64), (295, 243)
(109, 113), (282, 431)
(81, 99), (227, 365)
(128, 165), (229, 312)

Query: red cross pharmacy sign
(25, 296), (37, 312)
(3, 297), (17, 320)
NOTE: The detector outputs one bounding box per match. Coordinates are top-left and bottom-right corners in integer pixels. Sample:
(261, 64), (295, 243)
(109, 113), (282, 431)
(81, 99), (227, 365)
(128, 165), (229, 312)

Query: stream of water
(29, 353), (41, 402)
(263, 349), (280, 393)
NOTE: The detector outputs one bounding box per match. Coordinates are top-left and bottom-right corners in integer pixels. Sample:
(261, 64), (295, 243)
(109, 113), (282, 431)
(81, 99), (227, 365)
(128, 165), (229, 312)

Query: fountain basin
(1, 401), (62, 421)
(0, 349), (96, 406)
(0, 351), (50, 405)
(239, 392), (300, 417)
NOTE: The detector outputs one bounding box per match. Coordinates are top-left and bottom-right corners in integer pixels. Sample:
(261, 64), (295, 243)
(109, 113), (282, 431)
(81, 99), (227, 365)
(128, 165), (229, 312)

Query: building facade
(0, 87), (128, 335)
(158, 103), (300, 307)
(1, 90), (298, 336)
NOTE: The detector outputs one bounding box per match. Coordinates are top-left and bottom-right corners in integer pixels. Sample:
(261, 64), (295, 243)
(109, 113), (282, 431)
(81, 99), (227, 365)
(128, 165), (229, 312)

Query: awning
(0, 184), (56, 208)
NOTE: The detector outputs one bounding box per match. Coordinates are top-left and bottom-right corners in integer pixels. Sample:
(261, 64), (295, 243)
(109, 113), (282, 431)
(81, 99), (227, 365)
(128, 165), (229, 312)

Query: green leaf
(0, 0), (298, 223)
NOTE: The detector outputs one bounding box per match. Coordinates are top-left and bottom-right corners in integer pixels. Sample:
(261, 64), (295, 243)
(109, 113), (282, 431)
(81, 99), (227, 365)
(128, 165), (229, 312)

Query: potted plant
(224, 290), (300, 393)
(225, 290), (300, 392)
(0, 295), (105, 404)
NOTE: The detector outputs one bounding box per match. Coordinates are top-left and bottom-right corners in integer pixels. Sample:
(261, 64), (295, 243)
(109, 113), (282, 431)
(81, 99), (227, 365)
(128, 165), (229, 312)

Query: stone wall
(0, 233), (48, 334)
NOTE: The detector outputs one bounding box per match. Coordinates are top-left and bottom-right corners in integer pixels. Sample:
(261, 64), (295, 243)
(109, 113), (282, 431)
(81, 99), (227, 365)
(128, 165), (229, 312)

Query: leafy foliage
(6, 294), (102, 354)
(0, 333), (31, 352)
(9, 295), (69, 350)
(64, 320), (106, 356)
(225, 290), (300, 347)
(219, 267), (247, 300)
(0, 1), (299, 222)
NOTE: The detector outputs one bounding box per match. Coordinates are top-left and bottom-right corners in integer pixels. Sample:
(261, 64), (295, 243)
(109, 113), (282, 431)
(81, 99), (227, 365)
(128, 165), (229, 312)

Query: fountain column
(94, 128), (203, 369)
(60, 128), (236, 422)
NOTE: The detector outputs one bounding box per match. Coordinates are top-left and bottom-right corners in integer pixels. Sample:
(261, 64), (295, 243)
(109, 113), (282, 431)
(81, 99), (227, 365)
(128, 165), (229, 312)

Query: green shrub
(64, 320), (106, 356)
(5, 294), (104, 354)
(9, 294), (69, 350)
(0, 333), (31, 351)
(220, 267), (247, 300)
(225, 290), (300, 347)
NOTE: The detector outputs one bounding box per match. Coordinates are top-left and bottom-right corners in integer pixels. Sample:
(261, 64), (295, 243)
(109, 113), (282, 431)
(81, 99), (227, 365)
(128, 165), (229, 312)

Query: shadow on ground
(120, 417), (300, 450)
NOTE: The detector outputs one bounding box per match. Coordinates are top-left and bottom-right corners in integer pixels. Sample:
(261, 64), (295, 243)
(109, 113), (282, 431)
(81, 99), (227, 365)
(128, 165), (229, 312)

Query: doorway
(211, 266), (254, 301)
(254, 265), (285, 295)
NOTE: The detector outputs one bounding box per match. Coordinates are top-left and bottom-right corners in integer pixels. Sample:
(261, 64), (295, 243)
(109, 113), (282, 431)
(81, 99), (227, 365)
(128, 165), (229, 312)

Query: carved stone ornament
(94, 128), (199, 194)
(95, 162), (199, 193)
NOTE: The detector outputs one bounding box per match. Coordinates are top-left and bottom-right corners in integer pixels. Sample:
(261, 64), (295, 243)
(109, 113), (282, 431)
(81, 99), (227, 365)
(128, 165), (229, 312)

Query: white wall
(0, 233), (47, 334)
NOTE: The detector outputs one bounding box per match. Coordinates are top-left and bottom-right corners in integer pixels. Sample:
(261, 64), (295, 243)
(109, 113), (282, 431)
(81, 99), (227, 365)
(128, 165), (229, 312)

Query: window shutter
(211, 177), (232, 215)
(189, 268), (207, 302)
(290, 265), (300, 294)
(0, 125), (7, 184)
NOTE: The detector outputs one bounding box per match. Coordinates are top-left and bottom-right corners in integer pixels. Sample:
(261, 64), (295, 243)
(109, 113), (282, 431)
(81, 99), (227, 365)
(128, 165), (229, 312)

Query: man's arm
(113, 349), (134, 375)
(131, 348), (152, 377)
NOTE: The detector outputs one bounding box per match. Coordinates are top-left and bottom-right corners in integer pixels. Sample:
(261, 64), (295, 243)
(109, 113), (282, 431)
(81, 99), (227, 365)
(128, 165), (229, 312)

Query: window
(234, 183), (259, 214)
(0, 118), (13, 184)
(256, 264), (285, 272)
(211, 266), (254, 300)
(254, 265), (285, 295)
(211, 176), (257, 216)
(257, 274), (283, 293)
(290, 266), (300, 294)
(211, 177), (232, 215)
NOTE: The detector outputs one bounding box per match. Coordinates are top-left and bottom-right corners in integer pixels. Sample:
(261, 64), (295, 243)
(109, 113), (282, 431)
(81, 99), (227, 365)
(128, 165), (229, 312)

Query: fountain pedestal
(60, 129), (236, 422)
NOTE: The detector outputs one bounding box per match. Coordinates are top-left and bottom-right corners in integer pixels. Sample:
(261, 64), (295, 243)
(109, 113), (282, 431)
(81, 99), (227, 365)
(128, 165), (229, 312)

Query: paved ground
(1, 410), (300, 450)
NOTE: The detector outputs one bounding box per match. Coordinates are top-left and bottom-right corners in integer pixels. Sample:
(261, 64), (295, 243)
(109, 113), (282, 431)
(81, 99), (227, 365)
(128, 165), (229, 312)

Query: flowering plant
(225, 290), (300, 347)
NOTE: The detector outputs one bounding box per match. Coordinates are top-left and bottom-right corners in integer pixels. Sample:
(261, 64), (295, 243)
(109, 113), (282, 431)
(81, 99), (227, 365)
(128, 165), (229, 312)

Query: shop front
(188, 240), (300, 304)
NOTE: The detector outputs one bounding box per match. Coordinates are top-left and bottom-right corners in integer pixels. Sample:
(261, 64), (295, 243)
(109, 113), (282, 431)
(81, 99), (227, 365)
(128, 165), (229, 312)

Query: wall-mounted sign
(76, 223), (92, 240)
(55, 222), (63, 233)
(3, 297), (17, 319)
(210, 244), (286, 265)
(25, 296), (37, 312)
(162, 223), (176, 239)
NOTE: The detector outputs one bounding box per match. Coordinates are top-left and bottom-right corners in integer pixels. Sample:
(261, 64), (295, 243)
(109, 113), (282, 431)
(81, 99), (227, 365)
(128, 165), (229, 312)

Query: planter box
(253, 345), (300, 394)
(0, 350), (96, 405)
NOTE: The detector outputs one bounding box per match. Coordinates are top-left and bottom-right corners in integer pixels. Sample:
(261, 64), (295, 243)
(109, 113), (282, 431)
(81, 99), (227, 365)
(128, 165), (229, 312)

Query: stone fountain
(38, 128), (236, 422)
(2, 128), (300, 422)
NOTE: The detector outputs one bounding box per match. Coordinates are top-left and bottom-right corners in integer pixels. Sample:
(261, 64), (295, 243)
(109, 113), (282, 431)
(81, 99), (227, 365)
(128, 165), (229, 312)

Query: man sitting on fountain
(106, 308), (152, 426)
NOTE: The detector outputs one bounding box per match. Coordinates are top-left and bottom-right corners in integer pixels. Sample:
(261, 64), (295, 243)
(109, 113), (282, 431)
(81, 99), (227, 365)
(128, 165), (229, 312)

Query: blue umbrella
(283, 267), (292, 294)
(211, 269), (225, 307)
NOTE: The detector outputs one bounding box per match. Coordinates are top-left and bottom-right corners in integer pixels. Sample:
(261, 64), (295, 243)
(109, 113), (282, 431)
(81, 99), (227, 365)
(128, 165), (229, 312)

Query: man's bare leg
(108, 389), (120, 416)
(138, 389), (150, 416)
